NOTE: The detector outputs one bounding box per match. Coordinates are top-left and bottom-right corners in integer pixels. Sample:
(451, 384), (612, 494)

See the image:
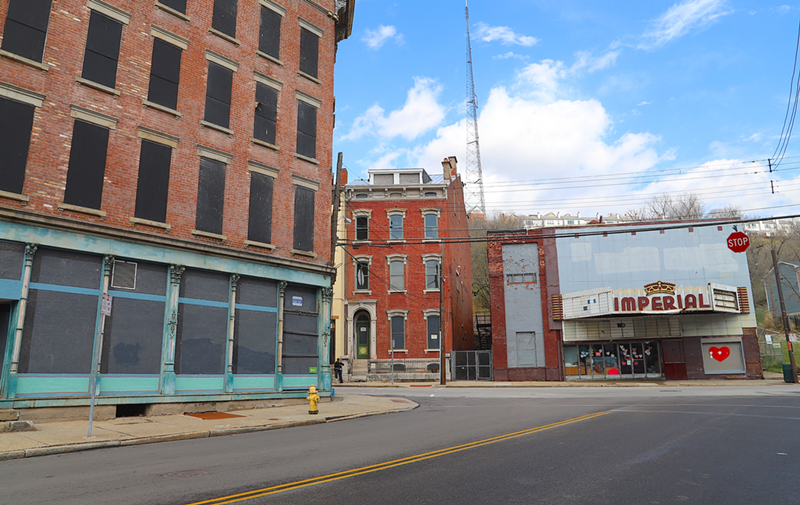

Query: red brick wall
(344, 174), (473, 359)
(0, 0), (336, 265)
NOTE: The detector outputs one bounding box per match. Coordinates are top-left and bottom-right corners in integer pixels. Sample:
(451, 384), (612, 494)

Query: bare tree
(707, 203), (743, 218)
(671, 193), (705, 219)
(470, 212), (526, 312)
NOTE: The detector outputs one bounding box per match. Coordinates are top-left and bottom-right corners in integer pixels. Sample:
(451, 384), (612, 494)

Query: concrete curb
(0, 402), (418, 461)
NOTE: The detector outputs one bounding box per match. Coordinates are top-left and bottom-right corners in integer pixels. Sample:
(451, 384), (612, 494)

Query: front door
(356, 317), (370, 359)
(662, 339), (687, 380)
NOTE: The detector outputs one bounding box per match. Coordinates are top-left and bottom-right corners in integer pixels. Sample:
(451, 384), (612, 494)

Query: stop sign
(727, 232), (750, 253)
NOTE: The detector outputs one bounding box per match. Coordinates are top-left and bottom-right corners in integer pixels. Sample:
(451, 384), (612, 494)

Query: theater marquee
(554, 281), (750, 320)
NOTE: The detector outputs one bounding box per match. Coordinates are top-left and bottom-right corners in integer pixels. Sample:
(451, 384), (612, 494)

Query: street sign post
(727, 232), (750, 253)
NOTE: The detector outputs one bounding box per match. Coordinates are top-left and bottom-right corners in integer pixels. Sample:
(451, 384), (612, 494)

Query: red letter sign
(727, 232), (750, 253)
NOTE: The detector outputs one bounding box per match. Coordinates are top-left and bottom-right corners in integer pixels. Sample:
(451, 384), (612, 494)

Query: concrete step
(0, 410), (19, 422)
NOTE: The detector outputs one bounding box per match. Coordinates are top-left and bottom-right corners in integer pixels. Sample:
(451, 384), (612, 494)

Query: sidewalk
(0, 394), (418, 462)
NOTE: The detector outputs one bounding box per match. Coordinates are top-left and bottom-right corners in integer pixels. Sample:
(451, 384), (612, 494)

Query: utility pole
(439, 243), (446, 385)
(330, 152), (344, 272)
(771, 248), (798, 383)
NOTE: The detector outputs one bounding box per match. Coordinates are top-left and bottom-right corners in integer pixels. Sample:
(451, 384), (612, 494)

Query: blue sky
(333, 0), (800, 218)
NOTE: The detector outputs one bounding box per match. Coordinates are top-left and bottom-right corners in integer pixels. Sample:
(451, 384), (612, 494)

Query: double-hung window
(355, 261), (369, 291)
(424, 214), (438, 239)
(390, 315), (405, 350)
(389, 258), (404, 291)
(425, 259), (440, 290)
(1, 0), (52, 63)
(427, 314), (441, 350)
(355, 216), (369, 241)
(81, 7), (130, 90)
(389, 215), (403, 240)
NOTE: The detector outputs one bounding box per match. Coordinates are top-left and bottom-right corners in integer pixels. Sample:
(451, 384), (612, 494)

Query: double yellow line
(187, 411), (608, 505)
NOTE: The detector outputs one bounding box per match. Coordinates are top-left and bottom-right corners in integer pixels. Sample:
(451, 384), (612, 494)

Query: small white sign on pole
(791, 334), (798, 343)
(765, 334), (773, 344)
(101, 293), (113, 317)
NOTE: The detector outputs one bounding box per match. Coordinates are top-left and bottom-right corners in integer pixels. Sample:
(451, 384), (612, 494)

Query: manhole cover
(185, 412), (245, 420)
(163, 470), (208, 479)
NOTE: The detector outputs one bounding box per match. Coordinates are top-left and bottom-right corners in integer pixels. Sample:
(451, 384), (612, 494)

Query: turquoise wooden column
(321, 287), (333, 390)
(225, 274), (239, 393)
(4, 244), (36, 399)
(275, 281), (287, 392)
(162, 265), (184, 395)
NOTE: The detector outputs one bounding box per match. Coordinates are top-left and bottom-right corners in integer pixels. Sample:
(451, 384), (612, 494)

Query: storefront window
(568, 341), (663, 379)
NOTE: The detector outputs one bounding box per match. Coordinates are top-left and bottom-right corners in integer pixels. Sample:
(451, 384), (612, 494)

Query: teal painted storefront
(0, 220), (333, 409)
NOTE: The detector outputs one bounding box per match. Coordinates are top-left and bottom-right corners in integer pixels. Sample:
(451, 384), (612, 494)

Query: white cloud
(514, 51), (621, 102)
(341, 77), (446, 141)
(494, 52), (529, 60)
(362, 25), (402, 50)
(745, 133), (762, 142)
(639, 0), (732, 50)
(572, 50), (621, 73)
(474, 23), (539, 47)
(637, 101), (652, 106)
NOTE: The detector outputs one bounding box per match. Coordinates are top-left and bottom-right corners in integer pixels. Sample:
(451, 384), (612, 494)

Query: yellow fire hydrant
(306, 385), (320, 415)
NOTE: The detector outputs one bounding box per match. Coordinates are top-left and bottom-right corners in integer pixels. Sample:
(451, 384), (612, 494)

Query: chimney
(442, 156), (458, 181)
(340, 167), (348, 186)
(577, 211), (580, 218)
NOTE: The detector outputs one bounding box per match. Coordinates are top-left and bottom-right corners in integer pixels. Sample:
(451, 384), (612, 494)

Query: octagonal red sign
(727, 232), (750, 253)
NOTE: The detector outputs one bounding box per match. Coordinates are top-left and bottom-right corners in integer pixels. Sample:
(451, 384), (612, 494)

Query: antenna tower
(464, 1), (486, 217)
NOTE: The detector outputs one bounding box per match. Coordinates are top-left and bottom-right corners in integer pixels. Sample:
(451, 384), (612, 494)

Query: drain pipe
(8, 245), (37, 394)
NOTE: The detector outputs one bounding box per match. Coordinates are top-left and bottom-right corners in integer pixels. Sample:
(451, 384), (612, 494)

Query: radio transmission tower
(464, 1), (486, 217)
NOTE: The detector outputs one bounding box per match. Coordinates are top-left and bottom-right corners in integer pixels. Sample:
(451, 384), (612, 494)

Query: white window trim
(248, 160), (279, 178)
(296, 90), (321, 108)
(254, 71), (282, 90)
(353, 256), (371, 293)
(292, 175), (320, 191)
(138, 126), (179, 148)
(386, 209), (407, 218)
(0, 82), (45, 108)
(151, 25), (189, 50)
(352, 209), (372, 218)
(70, 105), (117, 129)
(260, 0), (286, 16)
(298, 17), (323, 37)
(87, 0), (132, 24)
(420, 207), (442, 217)
(197, 145), (232, 165)
(205, 50), (239, 72)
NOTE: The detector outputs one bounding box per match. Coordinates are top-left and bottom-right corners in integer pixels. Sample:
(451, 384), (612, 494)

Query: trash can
(783, 364), (794, 383)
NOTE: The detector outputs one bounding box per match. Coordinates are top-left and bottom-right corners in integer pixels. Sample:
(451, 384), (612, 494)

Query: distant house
(765, 262), (800, 319)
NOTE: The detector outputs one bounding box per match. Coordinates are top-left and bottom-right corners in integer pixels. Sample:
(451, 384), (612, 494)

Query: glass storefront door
(565, 341), (663, 379)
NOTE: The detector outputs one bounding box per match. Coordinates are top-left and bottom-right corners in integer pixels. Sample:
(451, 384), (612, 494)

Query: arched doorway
(354, 311), (370, 359)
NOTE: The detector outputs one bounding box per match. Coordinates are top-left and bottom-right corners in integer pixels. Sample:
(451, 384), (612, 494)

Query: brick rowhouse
(0, 0), (355, 413)
(334, 157), (474, 381)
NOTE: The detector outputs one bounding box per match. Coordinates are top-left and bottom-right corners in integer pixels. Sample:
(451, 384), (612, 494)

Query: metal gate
(452, 351), (493, 381)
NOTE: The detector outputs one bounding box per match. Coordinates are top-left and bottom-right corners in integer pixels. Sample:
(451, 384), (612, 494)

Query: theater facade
(487, 221), (761, 381)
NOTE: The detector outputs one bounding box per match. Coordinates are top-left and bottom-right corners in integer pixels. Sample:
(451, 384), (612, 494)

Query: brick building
(0, 0), (355, 414)
(488, 220), (761, 382)
(333, 157), (474, 381)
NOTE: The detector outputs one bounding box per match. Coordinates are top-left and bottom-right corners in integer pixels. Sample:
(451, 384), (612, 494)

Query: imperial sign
(727, 232), (750, 253)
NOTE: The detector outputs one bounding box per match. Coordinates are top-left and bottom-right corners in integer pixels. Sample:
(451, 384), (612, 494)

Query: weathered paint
(502, 243), (545, 369)
(282, 375), (318, 389)
(174, 376), (225, 393)
(97, 376), (160, 395)
(231, 376), (276, 391)
(16, 375), (90, 396)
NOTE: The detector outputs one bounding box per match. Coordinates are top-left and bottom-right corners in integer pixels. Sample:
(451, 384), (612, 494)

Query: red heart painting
(709, 346), (730, 362)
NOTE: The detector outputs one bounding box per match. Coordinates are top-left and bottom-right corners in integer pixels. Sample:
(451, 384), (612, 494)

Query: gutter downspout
(6, 244), (37, 398)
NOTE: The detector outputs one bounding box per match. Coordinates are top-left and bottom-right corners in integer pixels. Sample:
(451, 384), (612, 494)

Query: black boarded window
(196, 157), (226, 235)
(296, 101), (317, 159)
(159, 0), (186, 14)
(282, 285), (318, 375)
(147, 39), (182, 111)
(247, 172), (273, 244)
(81, 11), (123, 89)
(204, 62), (233, 129)
(254, 83), (278, 145)
(0, 97), (36, 195)
(1, 0), (53, 62)
(391, 315), (404, 349)
(233, 277), (278, 375)
(175, 270), (230, 375)
(63, 120), (110, 210)
(212, 0), (238, 38)
(292, 186), (314, 252)
(355, 216), (368, 240)
(134, 140), (172, 223)
(299, 27), (318, 78)
(427, 315), (440, 350)
(259, 6), (281, 58)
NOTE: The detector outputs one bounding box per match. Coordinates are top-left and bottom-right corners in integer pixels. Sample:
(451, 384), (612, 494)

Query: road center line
(186, 411), (609, 505)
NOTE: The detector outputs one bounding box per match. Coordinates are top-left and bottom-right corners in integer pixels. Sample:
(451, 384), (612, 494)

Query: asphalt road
(2, 386), (799, 505)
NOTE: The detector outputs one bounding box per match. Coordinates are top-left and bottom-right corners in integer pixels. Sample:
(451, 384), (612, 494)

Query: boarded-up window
(427, 315), (440, 350)
(0, 241), (24, 281)
(63, 120), (109, 210)
(147, 39), (182, 111)
(212, 0), (238, 38)
(399, 173), (419, 184)
(516, 331), (545, 367)
(299, 27), (318, 78)
(101, 262), (167, 375)
(175, 269), (229, 375)
(282, 285), (318, 375)
(259, 5), (281, 58)
(233, 277), (278, 374)
(355, 261), (369, 290)
(1, 0), (52, 62)
(391, 315), (404, 349)
(20, 249), (103, 374)
(355, 216), (368, 240)
(373, 174), (393, 185)
(247, 172), (273, 244)
(134, 140), (172, 223)
(196, 157), (226, 235)
(296, 101), (317, 159)
(81, 11), (123, 89)
(204, 62), (233, 129)
(0, 97), (35, 195)
(254, 83), (278, 145)
(159, 0), (186, 13)
(292, 185), (314, 252)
